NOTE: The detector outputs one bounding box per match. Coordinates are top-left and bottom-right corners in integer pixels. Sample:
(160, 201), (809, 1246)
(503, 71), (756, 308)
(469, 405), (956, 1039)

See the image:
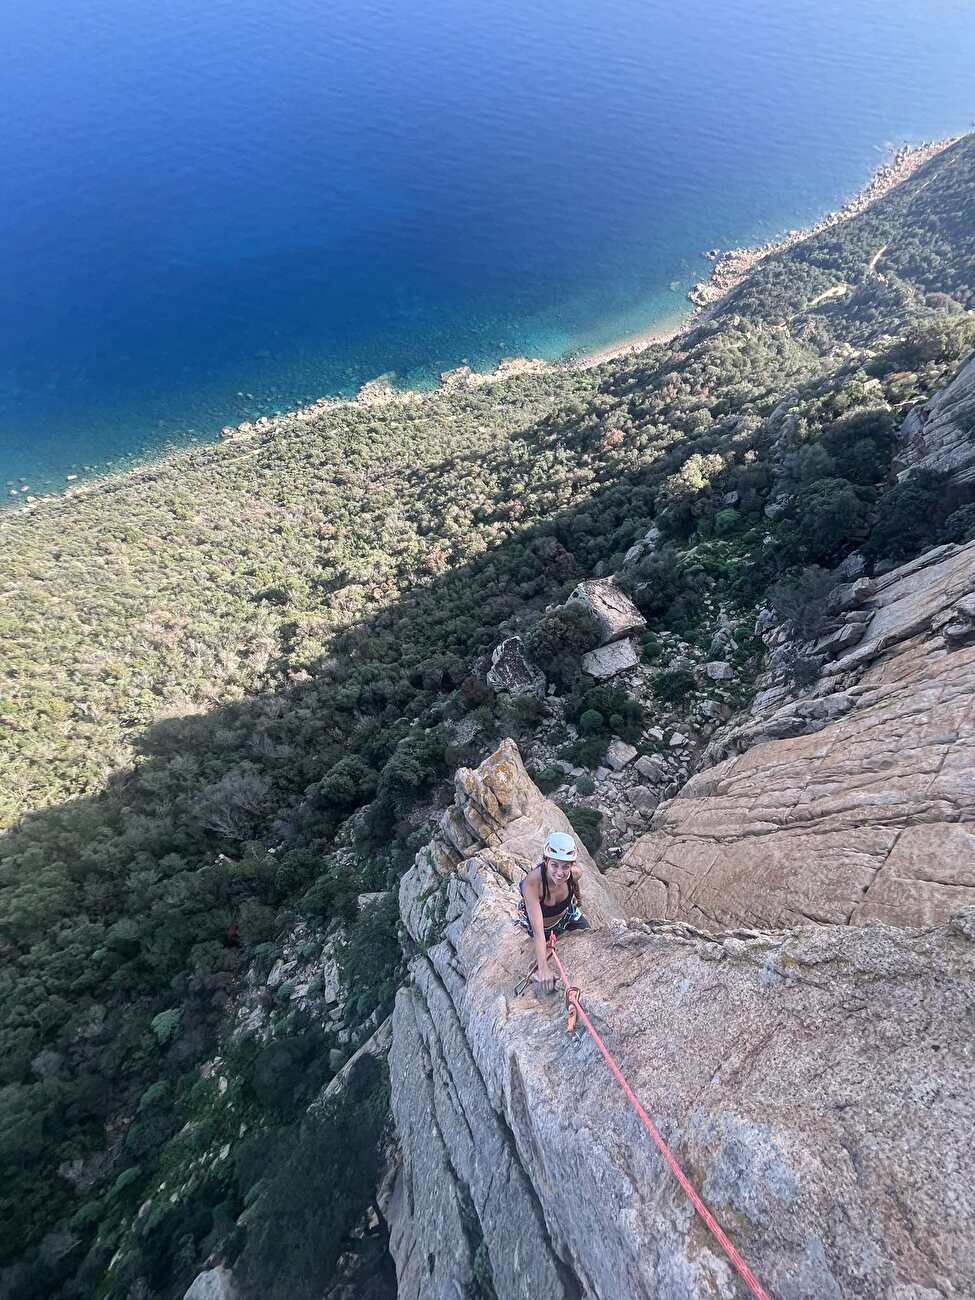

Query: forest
(1, 134), (974, 1300)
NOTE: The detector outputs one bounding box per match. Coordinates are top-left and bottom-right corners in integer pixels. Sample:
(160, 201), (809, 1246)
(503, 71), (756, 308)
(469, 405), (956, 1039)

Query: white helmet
(543, 831), (577, 862)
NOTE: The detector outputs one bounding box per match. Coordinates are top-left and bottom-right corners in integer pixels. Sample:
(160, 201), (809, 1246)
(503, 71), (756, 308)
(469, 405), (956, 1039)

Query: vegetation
(1, 134), (974, 1299)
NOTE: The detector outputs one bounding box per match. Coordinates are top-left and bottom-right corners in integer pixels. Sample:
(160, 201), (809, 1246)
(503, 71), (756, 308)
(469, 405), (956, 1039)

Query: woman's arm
(523, 876), (556, 992)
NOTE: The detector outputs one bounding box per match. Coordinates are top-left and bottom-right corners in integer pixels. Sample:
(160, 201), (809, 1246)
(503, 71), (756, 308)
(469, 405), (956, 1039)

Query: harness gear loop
(546, 933), (772, 1300)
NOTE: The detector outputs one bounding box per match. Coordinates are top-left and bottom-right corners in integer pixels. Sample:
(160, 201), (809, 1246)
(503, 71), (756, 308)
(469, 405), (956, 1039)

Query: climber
(517, 831), (589, 993)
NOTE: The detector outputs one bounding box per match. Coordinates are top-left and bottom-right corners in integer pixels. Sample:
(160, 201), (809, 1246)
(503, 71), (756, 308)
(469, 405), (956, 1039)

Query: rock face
(612, 541), (975, 929)
(487, 636), (547, 697)
(567, 579), (646, 643)
(387, 745), (975, 1300)
(897, 351), (975, 483)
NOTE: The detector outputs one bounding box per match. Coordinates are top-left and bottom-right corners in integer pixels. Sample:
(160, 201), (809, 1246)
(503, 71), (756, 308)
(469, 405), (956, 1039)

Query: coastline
(2, 133), (961, 517)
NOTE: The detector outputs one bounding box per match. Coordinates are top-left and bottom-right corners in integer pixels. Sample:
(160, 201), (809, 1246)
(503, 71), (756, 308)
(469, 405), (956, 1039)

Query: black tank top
(538, 863), (576, 917)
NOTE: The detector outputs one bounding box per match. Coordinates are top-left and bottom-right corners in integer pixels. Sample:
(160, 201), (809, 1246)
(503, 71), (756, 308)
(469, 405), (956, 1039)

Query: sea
(1, 0), (973, 495)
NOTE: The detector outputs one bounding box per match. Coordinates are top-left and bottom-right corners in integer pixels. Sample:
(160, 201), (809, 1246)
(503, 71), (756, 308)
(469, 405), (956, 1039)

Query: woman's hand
(534, 962), (557, 994)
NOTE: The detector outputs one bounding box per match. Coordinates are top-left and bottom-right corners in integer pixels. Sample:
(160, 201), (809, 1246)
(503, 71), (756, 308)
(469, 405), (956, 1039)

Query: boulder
(826, 576), (876, 615)
(604, 738), (638, 771)
(183, 1268), (238, 1300)
(567, 579), (646, 645)
(486, 636), (546, 697)
(813, 621), (866, 657)
(627, 785), (659, 815)
(581, 638), (639, 679)
(703, 660), (734, 681)
(634, 755), (667, 781)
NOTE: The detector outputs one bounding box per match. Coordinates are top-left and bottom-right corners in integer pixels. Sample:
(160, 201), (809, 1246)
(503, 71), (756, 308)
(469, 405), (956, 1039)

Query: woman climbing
(517, 831), (589, 993)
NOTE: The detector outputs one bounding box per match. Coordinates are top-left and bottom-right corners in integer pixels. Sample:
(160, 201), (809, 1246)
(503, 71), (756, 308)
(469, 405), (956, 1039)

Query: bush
(767, 566), (835, 641)
(525, 604), (601, 688)
(788, 477), (872, 564)
(865, 470), (952, 563)
(578, 709), (605, 735)
(941, 503), (975, 545)
(556, 803), (603, 856)
(650, 668), (697, 705)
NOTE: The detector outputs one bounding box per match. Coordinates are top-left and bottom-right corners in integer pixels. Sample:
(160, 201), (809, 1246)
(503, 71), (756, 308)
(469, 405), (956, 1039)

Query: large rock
(897, 351), (975, 483)
(567, 579), (646, 644)
(387, 745), (975, 1298)
(486, 636), (546, 697)
(183, 1268), (238, 1300)
(612, 541), (975, 929)
(581, 638), (639, 679)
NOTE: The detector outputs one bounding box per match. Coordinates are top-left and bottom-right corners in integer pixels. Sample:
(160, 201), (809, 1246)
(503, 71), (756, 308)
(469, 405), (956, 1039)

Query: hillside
(1, 134), (974, 1300)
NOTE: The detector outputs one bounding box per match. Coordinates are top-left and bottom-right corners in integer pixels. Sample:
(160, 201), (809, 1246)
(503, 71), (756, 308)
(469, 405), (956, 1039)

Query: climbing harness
(540, 933), (772, 1300)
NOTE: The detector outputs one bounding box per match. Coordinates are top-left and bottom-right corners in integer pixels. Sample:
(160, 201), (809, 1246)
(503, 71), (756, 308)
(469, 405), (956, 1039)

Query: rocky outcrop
(487, 636), (547, 697)
(182, 1267), (238, 1300)
(612, 541), (975, 929)
(387, 745), (975, 1299)
(897, 351), (975, 483)
(399, 739), (623, 949)
(580, 638), (639, 679)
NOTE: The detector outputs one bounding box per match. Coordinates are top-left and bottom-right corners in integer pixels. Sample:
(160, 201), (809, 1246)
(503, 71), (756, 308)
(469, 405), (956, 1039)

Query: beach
(2, 133), (962, 516)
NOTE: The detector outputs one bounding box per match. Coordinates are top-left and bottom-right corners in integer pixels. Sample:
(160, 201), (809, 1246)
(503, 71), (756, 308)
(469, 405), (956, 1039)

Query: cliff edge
(386, 742), (975, 1299)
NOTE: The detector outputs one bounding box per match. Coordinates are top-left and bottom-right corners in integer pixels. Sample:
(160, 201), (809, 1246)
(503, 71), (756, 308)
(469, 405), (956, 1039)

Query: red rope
(546, 934), (772, 1300)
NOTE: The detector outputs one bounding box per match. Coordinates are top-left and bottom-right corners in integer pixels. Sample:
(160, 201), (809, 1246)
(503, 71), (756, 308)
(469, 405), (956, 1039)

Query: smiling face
(544, 855), (574, 885)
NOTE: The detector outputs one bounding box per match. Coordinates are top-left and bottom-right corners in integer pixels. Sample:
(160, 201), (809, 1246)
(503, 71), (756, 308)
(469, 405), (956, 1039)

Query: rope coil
(545, 933), (772, 1300)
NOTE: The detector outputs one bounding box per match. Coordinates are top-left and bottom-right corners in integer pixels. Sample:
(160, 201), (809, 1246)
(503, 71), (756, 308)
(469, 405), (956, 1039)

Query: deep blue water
(1, 0), (973, 494)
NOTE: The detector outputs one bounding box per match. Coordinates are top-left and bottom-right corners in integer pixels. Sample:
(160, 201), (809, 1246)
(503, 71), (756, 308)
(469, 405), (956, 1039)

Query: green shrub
(942, 503), (975, 544)
(865, 470), (952, 563)
(578, 708), (605, 735)
(650, 668), (697, 705)
(556, 803), (603, 856)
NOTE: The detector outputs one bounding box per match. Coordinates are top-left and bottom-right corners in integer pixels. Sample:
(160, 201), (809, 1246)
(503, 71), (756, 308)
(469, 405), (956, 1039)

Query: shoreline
(2, 133), (962, 517)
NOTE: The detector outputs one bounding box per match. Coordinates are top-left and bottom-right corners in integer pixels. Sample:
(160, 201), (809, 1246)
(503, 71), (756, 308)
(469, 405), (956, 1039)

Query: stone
(604, 738), (638, 771)
(357, 891), (389, 914)
(668, 732), (689, 747)
(634, 755), (667, 781)
(813, 621), (866, 657)
(485, 636), (546, 697)
(703, 660), (734, 681)
(835, 551), (867, 580)
(581, 638), (639, 679)
(827, 576), (876, 615)
(567, 579), (646, 645)
(627, 785), (659, 814)
(183, 1268), (238, 1300)
(329, 1048), (346, 1072)
(700, 699), (733, 722)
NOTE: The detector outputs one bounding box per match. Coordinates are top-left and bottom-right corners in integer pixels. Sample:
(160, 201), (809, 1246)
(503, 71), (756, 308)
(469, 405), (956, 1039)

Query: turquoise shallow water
(1, 0), (973, 494)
